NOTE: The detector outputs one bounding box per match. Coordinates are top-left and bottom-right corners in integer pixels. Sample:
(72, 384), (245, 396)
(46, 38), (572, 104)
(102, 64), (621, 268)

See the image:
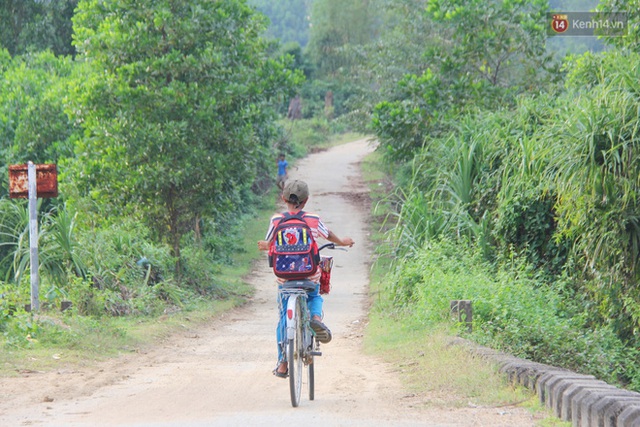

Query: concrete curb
(450, 337), (640, 427)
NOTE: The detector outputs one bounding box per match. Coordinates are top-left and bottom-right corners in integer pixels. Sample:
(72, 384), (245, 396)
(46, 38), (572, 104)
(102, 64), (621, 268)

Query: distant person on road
(257, 179), (354, 378)
(276, 153), (288, 190)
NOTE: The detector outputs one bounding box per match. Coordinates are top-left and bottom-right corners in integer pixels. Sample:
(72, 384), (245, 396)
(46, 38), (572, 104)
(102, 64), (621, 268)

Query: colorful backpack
(268, 211), (320, 280)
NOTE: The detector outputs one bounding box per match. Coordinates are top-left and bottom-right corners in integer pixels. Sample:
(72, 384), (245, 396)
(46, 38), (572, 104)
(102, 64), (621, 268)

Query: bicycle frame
(279, 280), (319, 407)
(281, 281), (317, 359)
(276, 244), (338, 407)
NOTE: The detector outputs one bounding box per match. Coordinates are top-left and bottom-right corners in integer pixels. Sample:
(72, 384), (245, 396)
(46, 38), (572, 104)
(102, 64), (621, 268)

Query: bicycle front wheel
(288, 300), (304, 407)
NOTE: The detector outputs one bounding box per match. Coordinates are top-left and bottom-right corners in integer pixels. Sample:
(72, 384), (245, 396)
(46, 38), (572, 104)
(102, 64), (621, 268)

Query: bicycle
(278, 243), (337, 407)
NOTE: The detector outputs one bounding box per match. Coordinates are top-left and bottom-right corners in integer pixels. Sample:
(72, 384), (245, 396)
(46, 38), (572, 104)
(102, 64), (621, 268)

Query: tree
(416, 0), (559, 109)
(71, 0), (302, 273)
(597, 0), (640, 52)
(0, 0), (78, 56)
(367, 0), (558, 162)
(306, 0), (376, 78)
(0, 50), (78, 199)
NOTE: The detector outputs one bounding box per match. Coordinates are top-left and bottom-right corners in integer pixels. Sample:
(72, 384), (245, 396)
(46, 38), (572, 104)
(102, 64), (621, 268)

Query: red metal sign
(9, 164), (58, 198)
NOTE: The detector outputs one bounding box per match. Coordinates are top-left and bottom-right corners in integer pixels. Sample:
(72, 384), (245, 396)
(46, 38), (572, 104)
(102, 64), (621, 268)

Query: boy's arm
(327, 230), (354, 247)
(259, 216), (279, 251)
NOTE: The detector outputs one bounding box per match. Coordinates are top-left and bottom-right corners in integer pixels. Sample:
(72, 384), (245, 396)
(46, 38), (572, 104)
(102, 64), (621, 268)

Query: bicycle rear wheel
(308, 358), (314, 401)
(288, 299), (304, 407)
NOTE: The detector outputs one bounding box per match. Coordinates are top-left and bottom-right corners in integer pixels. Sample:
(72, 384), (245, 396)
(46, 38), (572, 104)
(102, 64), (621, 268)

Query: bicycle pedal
(310, 350), (322, 356)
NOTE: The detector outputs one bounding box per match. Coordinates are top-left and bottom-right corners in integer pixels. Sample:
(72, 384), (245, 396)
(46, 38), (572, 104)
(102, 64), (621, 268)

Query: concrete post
(450, 300), (472, 332)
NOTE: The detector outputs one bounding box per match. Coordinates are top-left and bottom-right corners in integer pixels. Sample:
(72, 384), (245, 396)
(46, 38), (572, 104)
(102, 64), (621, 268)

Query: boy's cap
(283, 180), (309, 203)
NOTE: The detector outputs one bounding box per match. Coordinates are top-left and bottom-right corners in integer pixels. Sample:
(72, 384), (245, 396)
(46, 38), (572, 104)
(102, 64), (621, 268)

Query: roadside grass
(280, 117), (366, 157)
(361, 148), (569, 426)
(0, 296), (239, 375)
(365, 315), (530, 408)
(330, 131), (369, 147)
(215, 203), (276, 296)
(364, 311), (568, 426)
(0, 196), (278, 377)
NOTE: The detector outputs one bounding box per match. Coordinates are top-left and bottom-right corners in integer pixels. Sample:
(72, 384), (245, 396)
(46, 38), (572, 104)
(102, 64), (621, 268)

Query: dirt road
(0, 139), (538, 426)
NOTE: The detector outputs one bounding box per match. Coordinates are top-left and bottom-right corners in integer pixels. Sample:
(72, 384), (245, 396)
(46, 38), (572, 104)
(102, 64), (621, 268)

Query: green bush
(493, 189), (568, 277)
(386, 238), (637, 387)
(179, 245), (226, 298)
(0, 283), (27, 333)
(3, 312), (40, 348)
(67, 277), (107, 317)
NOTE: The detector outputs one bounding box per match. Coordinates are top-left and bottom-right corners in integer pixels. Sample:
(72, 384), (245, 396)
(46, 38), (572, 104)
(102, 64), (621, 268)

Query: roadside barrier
(451, 337), (640, 427)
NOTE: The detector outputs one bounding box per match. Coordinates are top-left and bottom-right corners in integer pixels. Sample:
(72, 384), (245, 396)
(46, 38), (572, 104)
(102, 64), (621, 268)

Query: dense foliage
(0, 0), (77, 56)
(0, 0), (302, 348)
(367, 0), (640, 390)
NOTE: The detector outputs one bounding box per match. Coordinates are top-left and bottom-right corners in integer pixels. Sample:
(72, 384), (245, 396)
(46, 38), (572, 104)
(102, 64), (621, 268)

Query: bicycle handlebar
(318, 243), (348, 252)
(318, 243), (336, 251)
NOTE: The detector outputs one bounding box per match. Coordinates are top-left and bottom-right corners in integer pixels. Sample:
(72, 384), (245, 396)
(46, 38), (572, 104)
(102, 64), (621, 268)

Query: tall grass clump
(547, 51), (640, 348)
(386, 238), (631, 386)
(378, 50), (640, 390)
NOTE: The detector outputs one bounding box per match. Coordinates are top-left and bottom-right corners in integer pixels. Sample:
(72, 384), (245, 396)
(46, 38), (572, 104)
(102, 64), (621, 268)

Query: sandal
(273, 363), (288, 378)
(311, 318), (332, 344)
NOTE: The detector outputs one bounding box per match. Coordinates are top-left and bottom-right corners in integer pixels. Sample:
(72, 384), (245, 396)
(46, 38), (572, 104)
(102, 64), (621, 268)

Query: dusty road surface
(0, 139), (539, 426)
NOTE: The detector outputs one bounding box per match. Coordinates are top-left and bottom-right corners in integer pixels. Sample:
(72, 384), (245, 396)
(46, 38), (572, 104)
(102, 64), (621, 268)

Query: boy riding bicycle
(257, 180), (354, 378)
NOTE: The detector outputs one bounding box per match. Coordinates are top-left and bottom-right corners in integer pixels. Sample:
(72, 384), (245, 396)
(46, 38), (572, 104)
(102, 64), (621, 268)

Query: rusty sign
(9, 164), (58, 198)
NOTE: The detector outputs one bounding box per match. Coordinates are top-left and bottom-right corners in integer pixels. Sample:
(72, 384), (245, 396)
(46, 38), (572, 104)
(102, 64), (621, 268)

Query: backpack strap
(279, 210), (306, 223)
